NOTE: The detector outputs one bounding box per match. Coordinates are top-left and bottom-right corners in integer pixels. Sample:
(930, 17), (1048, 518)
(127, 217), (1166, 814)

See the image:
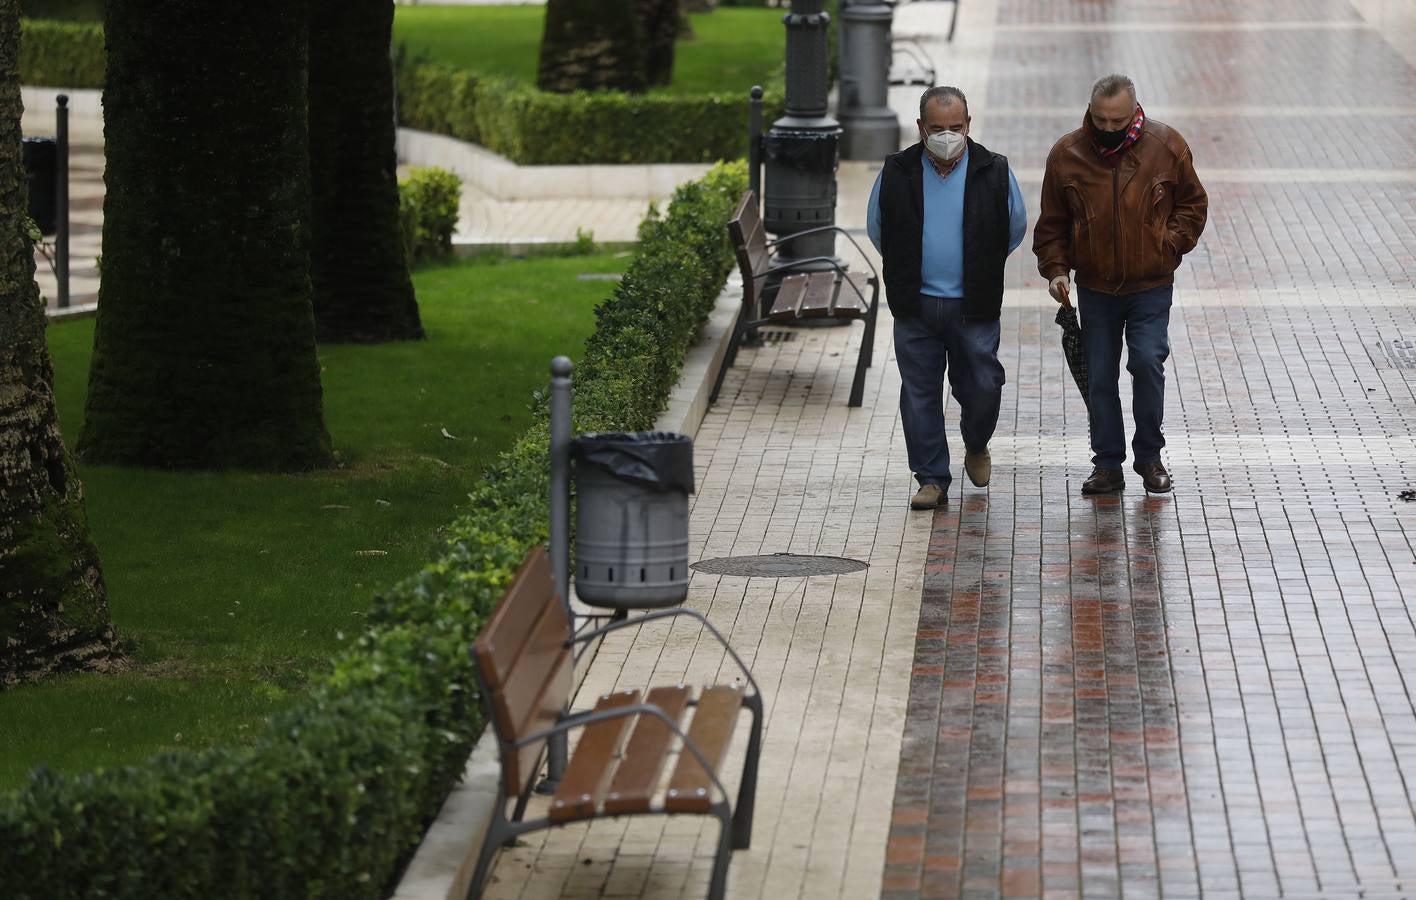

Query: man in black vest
(867, 86), (1027, 510)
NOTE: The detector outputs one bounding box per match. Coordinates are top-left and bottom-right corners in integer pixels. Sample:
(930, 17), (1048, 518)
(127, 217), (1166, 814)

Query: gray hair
(1090, 74), (1137, 104)
(919, 85), (968, 119)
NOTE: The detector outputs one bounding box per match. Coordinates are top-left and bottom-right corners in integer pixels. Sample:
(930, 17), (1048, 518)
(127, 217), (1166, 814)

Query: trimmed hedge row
(0, 160), (748, 899)
(17, 18), (783, 165)
(395, 60), (783, 165)
(19, 18), (103, 88)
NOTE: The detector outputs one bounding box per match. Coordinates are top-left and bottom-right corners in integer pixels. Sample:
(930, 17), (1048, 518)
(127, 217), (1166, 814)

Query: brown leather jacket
(1033, 113), (1207, 295)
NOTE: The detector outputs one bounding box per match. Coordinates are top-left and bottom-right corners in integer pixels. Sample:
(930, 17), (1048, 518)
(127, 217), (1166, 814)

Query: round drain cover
(690, 553), (868, 577)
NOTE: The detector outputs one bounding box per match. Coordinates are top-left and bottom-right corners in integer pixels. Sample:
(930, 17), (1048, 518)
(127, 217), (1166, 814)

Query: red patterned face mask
(1096, 105), (1144, 158)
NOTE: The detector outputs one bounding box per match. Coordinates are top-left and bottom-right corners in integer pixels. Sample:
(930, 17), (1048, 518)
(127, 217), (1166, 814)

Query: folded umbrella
(1054, 304), (1089, 410)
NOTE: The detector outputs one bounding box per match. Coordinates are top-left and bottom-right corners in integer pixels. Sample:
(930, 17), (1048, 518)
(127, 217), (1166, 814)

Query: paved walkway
(482, 0), (1416, 898)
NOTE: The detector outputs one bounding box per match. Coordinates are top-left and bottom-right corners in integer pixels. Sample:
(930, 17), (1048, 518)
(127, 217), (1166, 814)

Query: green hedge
(0, 160), (748, 899)
(19, 18), (103, 88)
(395, 59), (783, 165)
(398, 167), (462, 265)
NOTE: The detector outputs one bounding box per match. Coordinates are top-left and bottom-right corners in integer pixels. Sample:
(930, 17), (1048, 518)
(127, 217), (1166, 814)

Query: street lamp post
(762, 0), (844, 272)
(837, 0), (899, 160)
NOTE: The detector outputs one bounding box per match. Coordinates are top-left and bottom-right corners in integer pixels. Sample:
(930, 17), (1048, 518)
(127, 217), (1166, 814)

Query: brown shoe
(910, 483), (946, 510)
(1081, 466), (1125, 495)
(1134, 459), (1173, 493)
(963, 448), (991, 487)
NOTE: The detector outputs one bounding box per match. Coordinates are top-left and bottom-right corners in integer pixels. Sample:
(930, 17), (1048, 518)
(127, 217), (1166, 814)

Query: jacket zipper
(1111, 164), (1124, 293)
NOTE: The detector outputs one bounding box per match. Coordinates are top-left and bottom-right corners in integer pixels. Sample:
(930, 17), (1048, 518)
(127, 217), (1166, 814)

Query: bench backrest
(727, 190), (771, 315)
(471, 548), (573, 799)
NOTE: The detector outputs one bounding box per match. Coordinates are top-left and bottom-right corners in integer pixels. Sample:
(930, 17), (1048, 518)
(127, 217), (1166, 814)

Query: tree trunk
(0, 0), (118, 686)
(308, 0), (423, 344)
(79, 0), (332, 471)
(639, 0), (680, 87)
(537, 0), (647, 94)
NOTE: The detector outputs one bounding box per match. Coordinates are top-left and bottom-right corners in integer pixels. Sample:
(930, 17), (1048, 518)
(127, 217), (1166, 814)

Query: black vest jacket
(879, 139), (1011, 322)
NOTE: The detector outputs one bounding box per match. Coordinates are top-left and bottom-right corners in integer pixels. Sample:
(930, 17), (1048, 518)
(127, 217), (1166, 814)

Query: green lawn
(0, 251), (630, 791)
(392, 5), (785, 96)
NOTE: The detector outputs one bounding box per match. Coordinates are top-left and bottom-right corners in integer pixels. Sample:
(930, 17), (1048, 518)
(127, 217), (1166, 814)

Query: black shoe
(1134, 459), (1173, 493)
(1081, 466), (1125, 495)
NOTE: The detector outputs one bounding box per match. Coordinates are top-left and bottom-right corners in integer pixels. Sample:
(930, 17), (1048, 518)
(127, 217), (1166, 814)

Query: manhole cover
(691, 553), (868, 577)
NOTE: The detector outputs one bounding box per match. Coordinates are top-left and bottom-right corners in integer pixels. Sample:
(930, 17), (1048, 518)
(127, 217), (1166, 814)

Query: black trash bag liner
(22, 137), (57, 235)
(764, 128), (839, 172)
(573, 431), (694, 494)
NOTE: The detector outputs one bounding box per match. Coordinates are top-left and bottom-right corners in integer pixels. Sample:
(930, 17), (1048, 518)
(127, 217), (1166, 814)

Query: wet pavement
(882, 1), (1416, 897)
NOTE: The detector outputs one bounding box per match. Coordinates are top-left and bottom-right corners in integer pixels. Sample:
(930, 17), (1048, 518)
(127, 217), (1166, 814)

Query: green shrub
(396, 59), (783, 165)
(398, 167), (462, 265)
(0, 160), (748, 899)
(19, 18), (103, 88)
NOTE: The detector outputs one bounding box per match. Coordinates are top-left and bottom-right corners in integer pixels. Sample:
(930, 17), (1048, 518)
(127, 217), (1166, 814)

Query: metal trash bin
(22, 137), (57, 235)
(573, 431), (693, 609)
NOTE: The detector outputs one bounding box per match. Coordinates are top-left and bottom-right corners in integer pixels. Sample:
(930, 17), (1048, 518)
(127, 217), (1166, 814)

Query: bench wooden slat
(473, 549), (555, 691)
(506, 651), (572, 794)
(549, 690), (642, 823)
(604, 685), (693, 815)
(472, 555), (573, 796)
(767, 275), (809, 322)
(488, 595), (571, 739)
(664, 685), (744, 813)
(746, 233), (771, 279)
(830, 273), (871, 319)
(799, 272), (837, 318)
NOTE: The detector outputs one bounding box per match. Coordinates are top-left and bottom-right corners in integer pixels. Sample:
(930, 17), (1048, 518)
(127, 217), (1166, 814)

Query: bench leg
(708, 801), (736, 900)
(731, 693), (764, 850)
(848, 324), (870, 408)
(863, 284), (879, 369)
(467, 795), (511, 900)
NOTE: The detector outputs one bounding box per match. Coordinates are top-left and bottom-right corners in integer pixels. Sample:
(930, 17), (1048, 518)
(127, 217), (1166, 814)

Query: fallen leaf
(440, 427), (458, 440)
(355, 550), (388, 557)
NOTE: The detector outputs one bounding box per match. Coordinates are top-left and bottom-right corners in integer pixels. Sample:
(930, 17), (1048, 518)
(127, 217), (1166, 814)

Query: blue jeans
(893, 296), (1005, 487)
(1078, 284), (1173, 469)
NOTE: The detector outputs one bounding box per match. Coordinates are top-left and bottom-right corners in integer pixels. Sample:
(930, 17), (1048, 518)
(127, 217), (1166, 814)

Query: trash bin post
(542, 355), (573, 791)
(549, 356), (573, 622)
(55, 94), (69, 310)
(748, 85), (764, 206)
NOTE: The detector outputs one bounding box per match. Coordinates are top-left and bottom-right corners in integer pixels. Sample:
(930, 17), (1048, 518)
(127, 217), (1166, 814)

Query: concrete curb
(395, 128), (712, 202)
(386, 280), (742, 900)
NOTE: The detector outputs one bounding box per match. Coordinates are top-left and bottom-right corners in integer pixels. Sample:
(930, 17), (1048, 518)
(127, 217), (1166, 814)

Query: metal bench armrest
(511, 702), (732, 803)
(764, 226), (880, 282)
(572, 608), (762, 699)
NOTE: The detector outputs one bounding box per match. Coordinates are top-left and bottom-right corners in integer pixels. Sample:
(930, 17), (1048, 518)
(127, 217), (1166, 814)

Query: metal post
(838, 0), (899, 159)
(540, 355), (573, 791)
(748, 85), (763, 204)
(55, 94), (69, 310)
(763, 0), (845, 274)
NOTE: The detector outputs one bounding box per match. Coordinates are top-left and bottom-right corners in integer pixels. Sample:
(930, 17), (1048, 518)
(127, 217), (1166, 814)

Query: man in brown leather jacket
(1033, 74), (1207, 495)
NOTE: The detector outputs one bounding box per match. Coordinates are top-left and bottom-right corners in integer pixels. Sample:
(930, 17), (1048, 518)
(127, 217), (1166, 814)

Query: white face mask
(924, 129), (966, 162)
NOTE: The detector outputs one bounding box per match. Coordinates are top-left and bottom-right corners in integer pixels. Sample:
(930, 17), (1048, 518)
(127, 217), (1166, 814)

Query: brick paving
(880, 1), (1416, 898)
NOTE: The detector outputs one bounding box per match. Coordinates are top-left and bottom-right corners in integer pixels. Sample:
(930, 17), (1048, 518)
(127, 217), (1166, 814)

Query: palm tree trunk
(538, 0), (647, 94)
(78, 0), (332, 471)
(640, 0), (680, 87)
(308, 0), (423, 344)
(0, 0), (118, 686)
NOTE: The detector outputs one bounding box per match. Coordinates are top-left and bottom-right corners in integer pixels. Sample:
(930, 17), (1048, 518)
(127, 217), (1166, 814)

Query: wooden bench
(467, 549), (763, 900)
(710, 190), (880, 408)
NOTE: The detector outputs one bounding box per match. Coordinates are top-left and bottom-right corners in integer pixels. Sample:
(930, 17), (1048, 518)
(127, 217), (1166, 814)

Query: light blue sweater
(866, 149), (1028, 299)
